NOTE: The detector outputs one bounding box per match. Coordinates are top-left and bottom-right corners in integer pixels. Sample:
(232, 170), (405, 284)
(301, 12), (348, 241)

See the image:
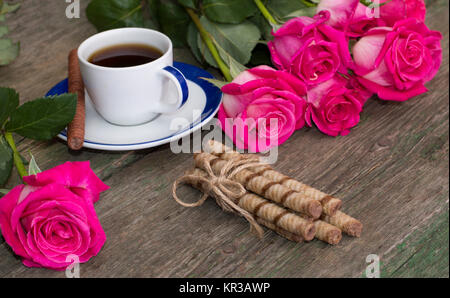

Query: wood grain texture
(0, 0), (448, 277)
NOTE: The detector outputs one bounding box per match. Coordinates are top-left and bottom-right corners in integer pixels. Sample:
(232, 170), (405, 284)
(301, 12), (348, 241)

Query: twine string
(172, 157), (265, 238)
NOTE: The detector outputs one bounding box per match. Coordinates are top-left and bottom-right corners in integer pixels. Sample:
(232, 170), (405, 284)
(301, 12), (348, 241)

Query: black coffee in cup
(88, 43), (163, 68)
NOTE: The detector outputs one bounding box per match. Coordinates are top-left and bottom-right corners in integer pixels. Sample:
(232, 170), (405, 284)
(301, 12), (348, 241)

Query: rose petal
(23, 161), (109, 204)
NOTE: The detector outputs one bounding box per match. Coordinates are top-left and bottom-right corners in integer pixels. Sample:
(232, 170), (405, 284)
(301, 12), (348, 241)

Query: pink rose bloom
(218, 66), (307, 152)
(316, 0), (359, 28)
(306, 75), (371, 137)
(348, 2), (387, 37)
(353, 18), (442, 101)
(0, 161), (108, 270)
(376, 0), (426, 26)
(268, 11), (353, 86)
(317, 0), (385, 37)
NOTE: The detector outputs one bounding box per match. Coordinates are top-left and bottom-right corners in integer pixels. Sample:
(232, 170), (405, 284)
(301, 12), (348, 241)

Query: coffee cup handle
(154, 66), (189, 114)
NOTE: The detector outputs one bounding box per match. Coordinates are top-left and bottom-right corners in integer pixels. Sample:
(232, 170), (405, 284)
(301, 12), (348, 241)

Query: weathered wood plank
(0, 0), (448, 278)
(382, 209), (449, 278)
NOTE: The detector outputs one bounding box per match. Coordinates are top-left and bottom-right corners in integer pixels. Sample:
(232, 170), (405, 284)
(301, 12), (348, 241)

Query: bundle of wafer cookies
(173, 140), (362, 245)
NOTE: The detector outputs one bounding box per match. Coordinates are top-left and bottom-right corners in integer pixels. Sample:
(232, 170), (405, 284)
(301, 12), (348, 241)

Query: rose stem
(185, 8), (232, 82)
(4, 132), (27, 179)
(254, 0), (278, 26)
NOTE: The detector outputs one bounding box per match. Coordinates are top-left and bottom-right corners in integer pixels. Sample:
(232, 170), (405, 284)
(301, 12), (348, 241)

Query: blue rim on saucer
(45, 61), (222, 150)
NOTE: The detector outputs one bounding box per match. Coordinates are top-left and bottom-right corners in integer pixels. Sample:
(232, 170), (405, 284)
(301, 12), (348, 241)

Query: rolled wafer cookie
(188, 168), (343, 244)
(194, 152), (323, 219)
(206, 140), (342, 216)
(187, 168), (316, 241)
(321, 211), (363, 237)
(314, 220), (342, 245)
(256, 217), (304, 243)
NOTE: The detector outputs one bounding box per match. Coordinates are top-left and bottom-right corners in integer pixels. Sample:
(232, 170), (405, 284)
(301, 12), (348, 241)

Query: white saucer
(46, 62), (222, 151)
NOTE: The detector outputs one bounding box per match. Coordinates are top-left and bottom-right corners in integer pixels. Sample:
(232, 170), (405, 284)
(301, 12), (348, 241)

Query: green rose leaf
(177, 0), (198, 9)
(283, 7), (317, 19)
(0, 135), (13, 186)
(198, 16), (260, 67)
(0, 1), (19, 66)
(86, 0), (145, 32)
(187, 22), (205, 65)
(197, 31), (218, 68)
(0, 1), (20, 14)
(360, 0), (390, 7)
(200, 77), (228, 89)
(0, 188), (10, 195)
(157, 1), (190, 47)
(20, 153), (29, 165)
(0, 26), (8, 38)
(0, 38), (19, 66)
(6, 94), (77, 140)
(249, 13), (273, 41)
(0, 87), (19, 128)
(202, 0), (257, 24)
(146, 0), (160, 29)
(228, 57), (247, 79)
(267, 0), (312, 22)
(212, 39), (248, 79)
(28, 153), (42, 176)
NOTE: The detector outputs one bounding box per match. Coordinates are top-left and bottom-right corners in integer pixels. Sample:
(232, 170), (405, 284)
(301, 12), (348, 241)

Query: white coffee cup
(78, 28), (189, 126)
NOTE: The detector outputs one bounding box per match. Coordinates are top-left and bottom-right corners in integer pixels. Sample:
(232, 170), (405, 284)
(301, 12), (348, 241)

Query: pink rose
(268, 11), (353, 86)
(317, 0), (385, 37)
(353, 18), (442, 101)
(0, 161), (109, 270)
(218, 66), (307, 152)
(306, 75), (371, 137)
(348, 2), (387, 37)
(376, 0), (426, 26)
(316, 0), (359, 28)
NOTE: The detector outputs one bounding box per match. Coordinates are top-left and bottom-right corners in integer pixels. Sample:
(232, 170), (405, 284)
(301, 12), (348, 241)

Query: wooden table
(0, 0), (448, 278)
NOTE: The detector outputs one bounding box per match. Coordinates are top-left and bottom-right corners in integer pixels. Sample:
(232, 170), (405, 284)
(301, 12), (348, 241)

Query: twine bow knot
(172, 156), (265, 238)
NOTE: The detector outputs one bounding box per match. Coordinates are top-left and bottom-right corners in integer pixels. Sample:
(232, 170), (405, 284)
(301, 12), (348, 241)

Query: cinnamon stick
(67, 48), (85, 150)
(206, 140), (342, 216)
(194, 153), (323, 219)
